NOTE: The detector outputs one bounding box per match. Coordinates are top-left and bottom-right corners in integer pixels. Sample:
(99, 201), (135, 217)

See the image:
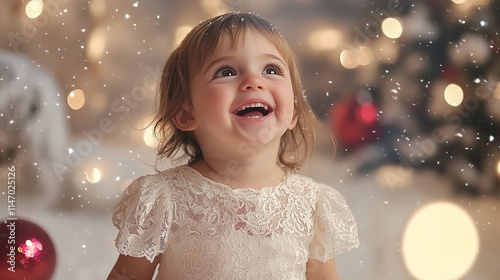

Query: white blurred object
(0, 50), (69, 205)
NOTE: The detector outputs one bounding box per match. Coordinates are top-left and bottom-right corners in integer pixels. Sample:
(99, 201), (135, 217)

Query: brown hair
(152, 12), (330, 170)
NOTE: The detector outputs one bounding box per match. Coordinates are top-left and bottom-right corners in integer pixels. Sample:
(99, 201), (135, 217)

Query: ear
(288, 111), (299, 130)
(173, 108), (198, 131)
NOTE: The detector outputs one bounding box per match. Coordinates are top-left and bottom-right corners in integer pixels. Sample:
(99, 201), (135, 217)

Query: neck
(191, 147), (285, 189)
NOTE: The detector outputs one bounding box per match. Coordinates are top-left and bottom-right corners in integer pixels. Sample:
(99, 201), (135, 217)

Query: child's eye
(214, 65), (237, 78)
(262, 63), (285, 76)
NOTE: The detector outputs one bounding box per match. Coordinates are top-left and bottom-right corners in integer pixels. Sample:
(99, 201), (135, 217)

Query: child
(108, 12), (359, 280)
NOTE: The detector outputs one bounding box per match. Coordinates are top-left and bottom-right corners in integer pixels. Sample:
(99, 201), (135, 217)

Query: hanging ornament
(330, 90), (381, 149)
(0, 218), (56, 280)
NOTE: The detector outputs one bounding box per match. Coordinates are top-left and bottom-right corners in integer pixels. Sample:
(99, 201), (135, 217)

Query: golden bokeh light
(85, 167), (102, 184)
(340, 48), (359, 69)
(452, 0), (490, 14)
(175, 25), (193, 47)
(143, 125), (159, 148)
(67, 89), (86, 110)
(89, 0), (107, 19)
(339, 46), (373, 69)
(86, 25), (107, 62)
(25, 0), (44, 19)
(496, 160), (500, 176)
(452, 0), (490, 5)
(444, 83), (464, 106)
(402, 201), (479, 280)
(357, 46), (373, 66)
(309, 29), (342, 51)
(382, 17), (403, 39)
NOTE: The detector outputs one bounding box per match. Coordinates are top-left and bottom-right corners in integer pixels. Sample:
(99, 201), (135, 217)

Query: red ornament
(330, 93), (381, 149)
(0, 218), (56, 280)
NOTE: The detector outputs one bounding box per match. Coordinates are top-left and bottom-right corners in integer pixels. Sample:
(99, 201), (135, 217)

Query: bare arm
(107, 254), (160, 280)
(306, 258), (340, 280)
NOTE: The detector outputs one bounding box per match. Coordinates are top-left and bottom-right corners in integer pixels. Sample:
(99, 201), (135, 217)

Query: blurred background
(0, 0), (499, 279)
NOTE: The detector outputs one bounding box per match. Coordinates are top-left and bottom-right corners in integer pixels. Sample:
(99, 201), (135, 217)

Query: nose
(240, 73), (265, 91)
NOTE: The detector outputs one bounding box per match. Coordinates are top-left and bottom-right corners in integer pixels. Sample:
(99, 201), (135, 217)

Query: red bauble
(330, 94), (381, 149)
(0, 218), (56, 280)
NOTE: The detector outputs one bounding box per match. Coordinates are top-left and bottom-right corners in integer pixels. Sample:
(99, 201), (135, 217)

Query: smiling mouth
(234, 102), (271, 118)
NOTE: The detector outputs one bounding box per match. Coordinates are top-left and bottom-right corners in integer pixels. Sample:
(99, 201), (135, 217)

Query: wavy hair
(152, 12), (330, 170)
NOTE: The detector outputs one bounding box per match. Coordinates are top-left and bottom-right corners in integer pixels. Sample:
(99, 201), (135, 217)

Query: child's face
(185, 29), (297, 153)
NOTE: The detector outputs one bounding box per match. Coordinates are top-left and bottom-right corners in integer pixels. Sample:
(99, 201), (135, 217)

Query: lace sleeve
(112, 174), (172, 262)
(309, 184), (359, 261)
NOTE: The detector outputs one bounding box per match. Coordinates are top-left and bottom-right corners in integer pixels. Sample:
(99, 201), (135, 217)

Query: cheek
(206, 89), (231, 110)
(192, 87), (230, 118)
(279, 86), (296, 120)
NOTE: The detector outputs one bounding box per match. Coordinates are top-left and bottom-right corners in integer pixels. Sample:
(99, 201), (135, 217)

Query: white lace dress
(112, 165), (359, 279)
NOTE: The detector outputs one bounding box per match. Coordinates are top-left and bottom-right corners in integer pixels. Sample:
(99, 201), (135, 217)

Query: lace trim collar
(173, 165), (298, 194)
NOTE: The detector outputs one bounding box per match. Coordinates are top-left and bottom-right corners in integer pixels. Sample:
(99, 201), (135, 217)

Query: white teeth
(239, 102), (269, 111)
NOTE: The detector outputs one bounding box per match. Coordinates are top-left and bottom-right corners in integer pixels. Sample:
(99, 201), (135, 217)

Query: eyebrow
(202, 53), (287, 75)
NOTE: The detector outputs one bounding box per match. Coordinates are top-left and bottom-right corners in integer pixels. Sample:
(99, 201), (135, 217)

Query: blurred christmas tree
(312, 0), (500, 196)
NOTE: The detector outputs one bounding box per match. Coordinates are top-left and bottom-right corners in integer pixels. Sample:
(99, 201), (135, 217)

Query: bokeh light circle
(444, 83), (464, 107)
(402, 201), (479, 280)
(85, 167), (102, 184)
(67, 89), (86, 110)
(382, 17), (403, 39)
(25, 0), (44, 19)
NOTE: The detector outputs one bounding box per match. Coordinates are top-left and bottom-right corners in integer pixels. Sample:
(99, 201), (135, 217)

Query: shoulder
(305, 177), (360, 258)
(122, 165), (189, 196)
(285, 172), (318, 189)
(286, 173), (354, 219)
(111, 167), (187, 262)
(112, 166), (189, 227)
(285, 172), (330, 197)
(291, 172), (346, 194)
